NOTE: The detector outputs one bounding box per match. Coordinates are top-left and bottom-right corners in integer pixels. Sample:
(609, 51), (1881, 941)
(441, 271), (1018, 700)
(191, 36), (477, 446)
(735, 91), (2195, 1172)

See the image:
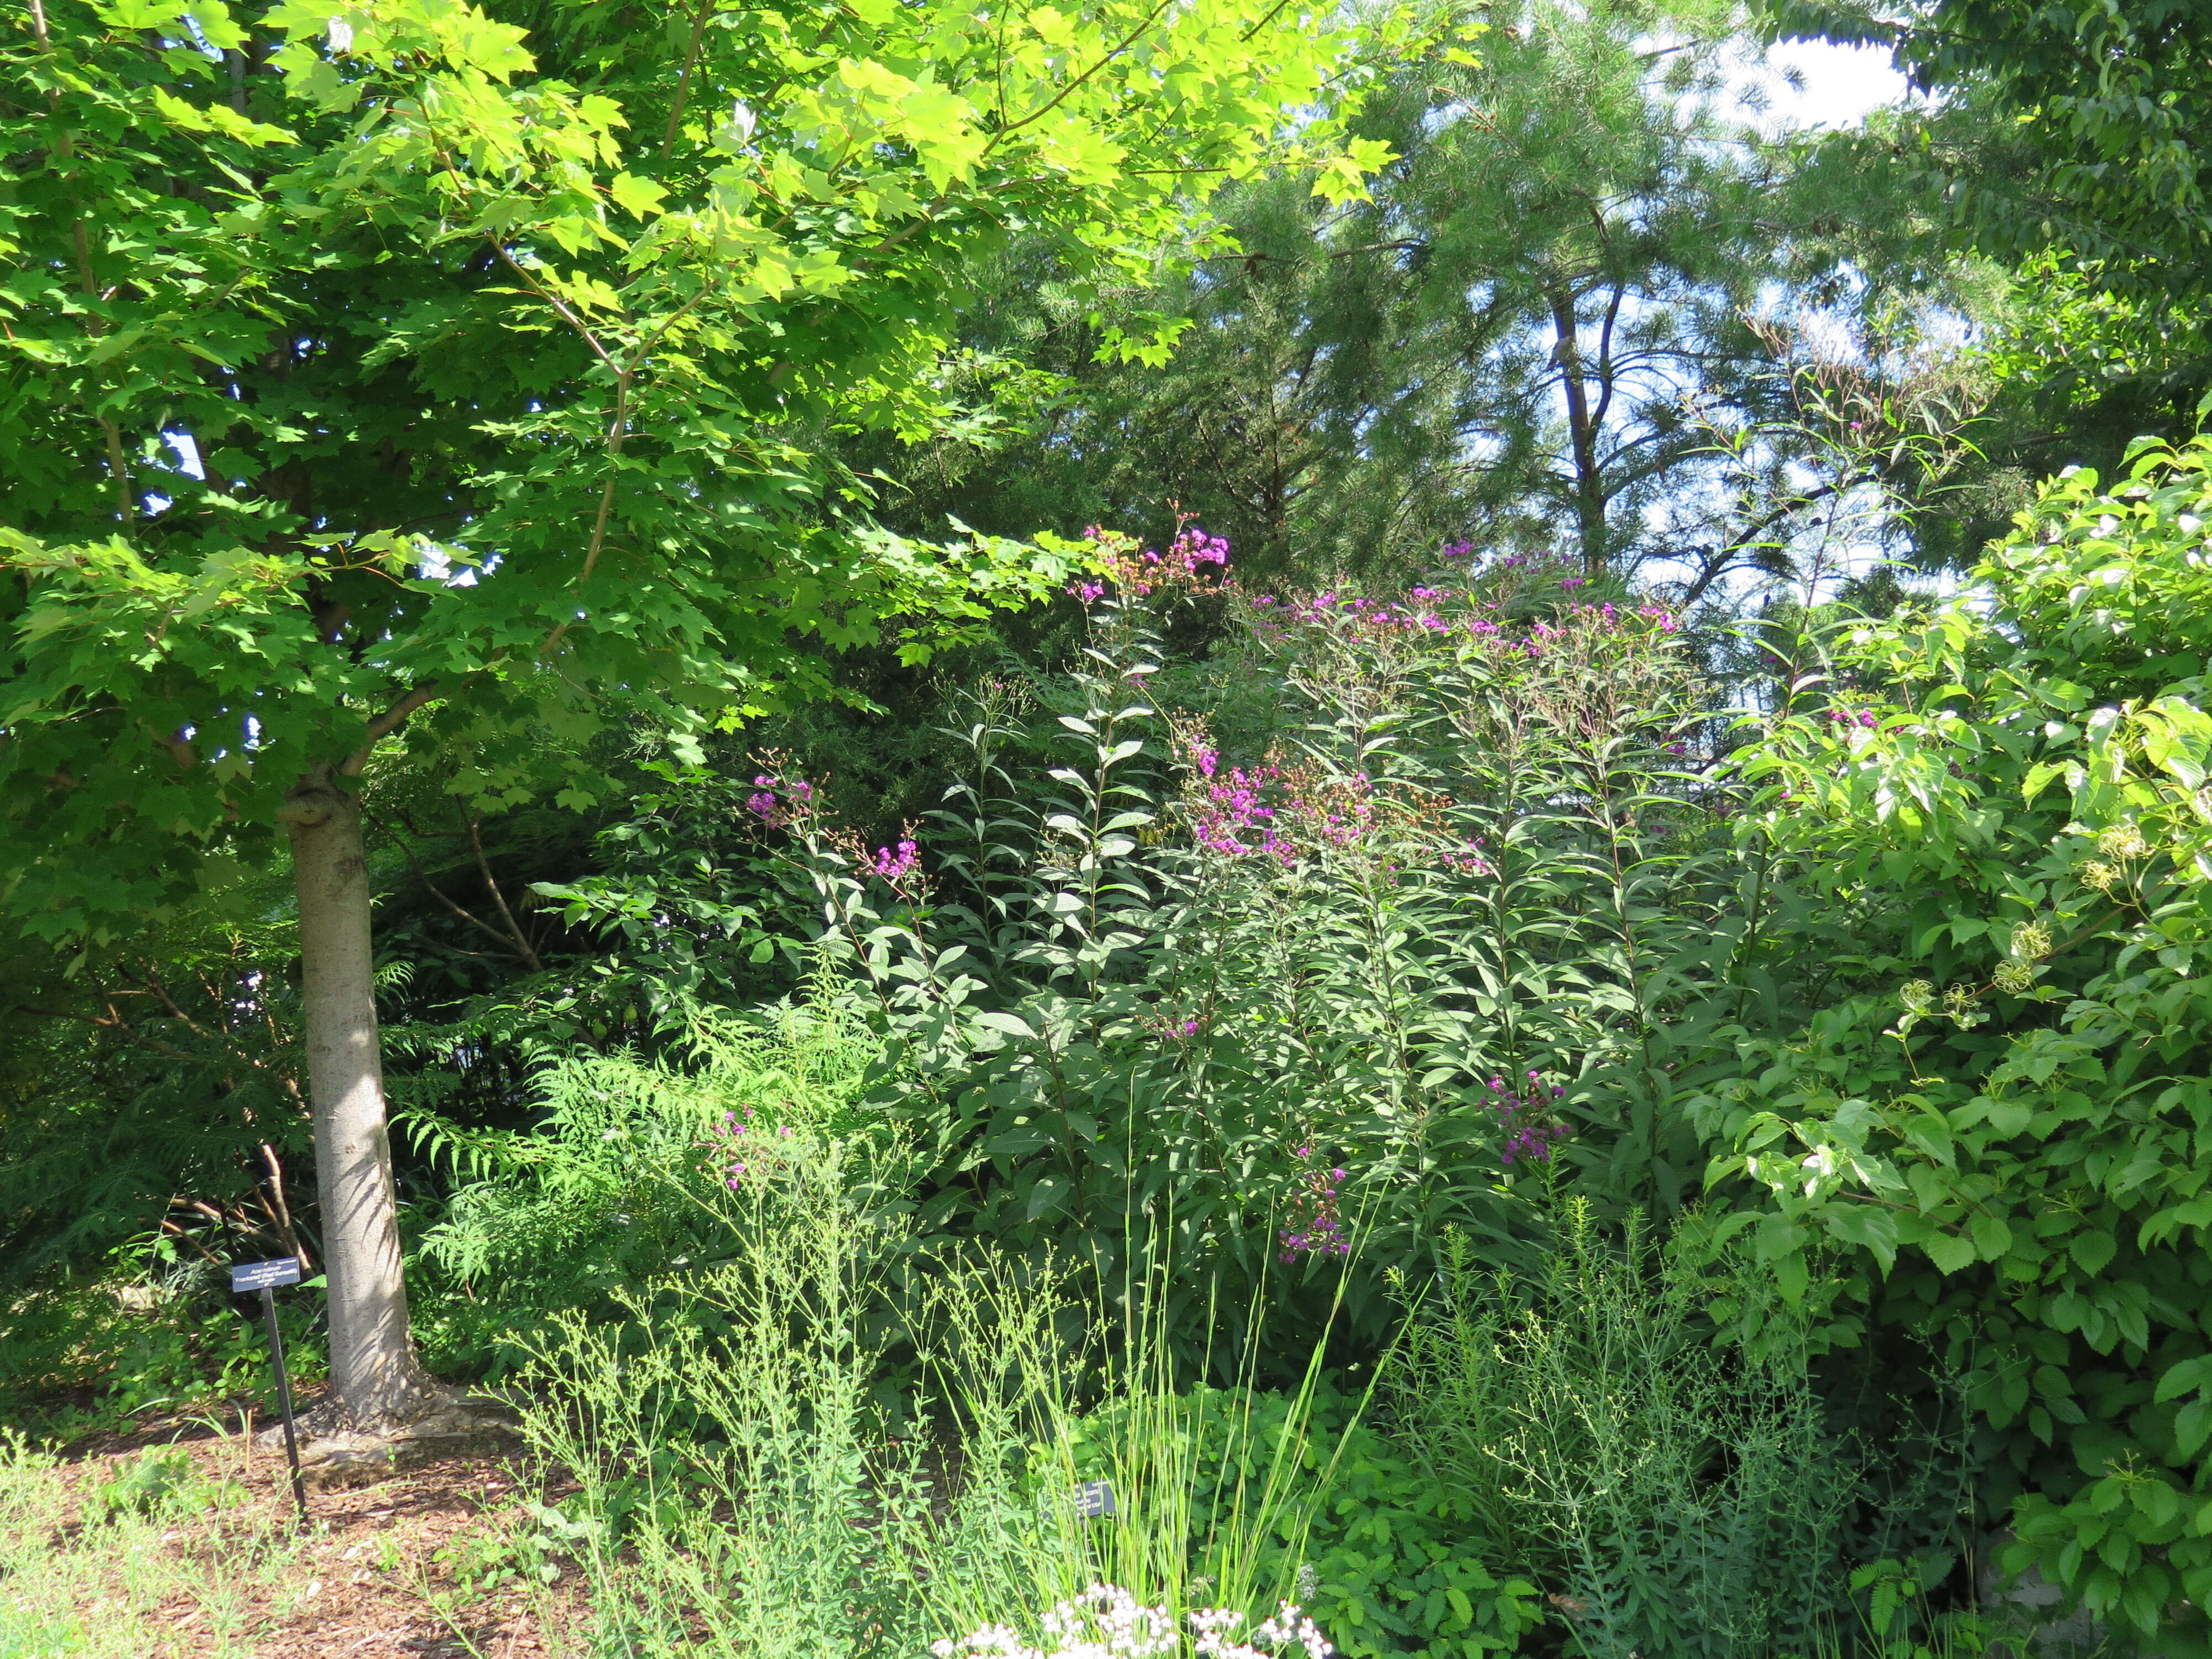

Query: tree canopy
(1, 0), (1407, 936)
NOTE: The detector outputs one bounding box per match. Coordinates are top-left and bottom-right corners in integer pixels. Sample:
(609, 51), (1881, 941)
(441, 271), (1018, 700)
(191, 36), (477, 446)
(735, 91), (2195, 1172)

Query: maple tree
(0, 0), (1407, 1432)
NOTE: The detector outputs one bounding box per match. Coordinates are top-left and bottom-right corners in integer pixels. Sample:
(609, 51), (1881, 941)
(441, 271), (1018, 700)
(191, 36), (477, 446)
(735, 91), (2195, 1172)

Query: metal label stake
(231, 1256), (307, 1521)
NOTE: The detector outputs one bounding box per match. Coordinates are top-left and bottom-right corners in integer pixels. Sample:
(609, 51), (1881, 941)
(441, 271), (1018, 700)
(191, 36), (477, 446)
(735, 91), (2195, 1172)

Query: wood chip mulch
(49, 1402), (591, 1659)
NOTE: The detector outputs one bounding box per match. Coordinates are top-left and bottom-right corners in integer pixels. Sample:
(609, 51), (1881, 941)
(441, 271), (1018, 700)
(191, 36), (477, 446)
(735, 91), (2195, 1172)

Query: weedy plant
(1392, 1204), (1966, 1659)
(406, 999), (881, 1376)
(0, 1430), (303, 1658)
(492, 1021), (1391, 1658)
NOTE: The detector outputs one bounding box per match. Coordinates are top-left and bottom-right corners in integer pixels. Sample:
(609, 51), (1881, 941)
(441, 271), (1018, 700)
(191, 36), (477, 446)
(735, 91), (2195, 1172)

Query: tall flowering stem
(1164, 546), (1706, 1224)
(740, 753), (962, 1030)
(1278, 1146), (1352, 1262)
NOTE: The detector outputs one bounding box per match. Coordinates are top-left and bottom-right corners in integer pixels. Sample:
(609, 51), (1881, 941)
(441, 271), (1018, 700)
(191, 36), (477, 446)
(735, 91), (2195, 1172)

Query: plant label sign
(1074, 1479), (1118, 1520)
(230, 1257), (304, 1293)
(229, 1256), (309, 1520)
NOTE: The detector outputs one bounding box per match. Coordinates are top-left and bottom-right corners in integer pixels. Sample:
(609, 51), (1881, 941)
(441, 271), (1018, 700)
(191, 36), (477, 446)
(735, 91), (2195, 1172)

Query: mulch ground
(48, 1395), (589, 1658)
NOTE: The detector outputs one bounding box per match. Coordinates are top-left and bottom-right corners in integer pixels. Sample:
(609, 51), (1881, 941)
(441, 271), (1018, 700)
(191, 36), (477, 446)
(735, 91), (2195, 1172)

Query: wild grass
(0, 1431), (309, 1658)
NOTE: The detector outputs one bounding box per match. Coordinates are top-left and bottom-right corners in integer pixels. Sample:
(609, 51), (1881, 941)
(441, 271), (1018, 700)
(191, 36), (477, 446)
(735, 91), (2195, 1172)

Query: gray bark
(284, 779), (441, 1432)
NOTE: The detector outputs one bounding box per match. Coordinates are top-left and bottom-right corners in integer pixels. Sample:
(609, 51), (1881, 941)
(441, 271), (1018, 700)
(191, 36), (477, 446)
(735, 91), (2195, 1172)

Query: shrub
(1695, 435), (2212, 1648)
(408, 1002), (880, 1376)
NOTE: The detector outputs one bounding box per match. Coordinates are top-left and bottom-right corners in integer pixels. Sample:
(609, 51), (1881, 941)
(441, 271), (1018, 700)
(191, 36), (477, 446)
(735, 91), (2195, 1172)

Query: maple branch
(363, 681), (444, 745)
(984, 0), (1180, 146)
(661, 0), (717, 160)
(482, 239), (620, 373)
(536, 279), (720, 657)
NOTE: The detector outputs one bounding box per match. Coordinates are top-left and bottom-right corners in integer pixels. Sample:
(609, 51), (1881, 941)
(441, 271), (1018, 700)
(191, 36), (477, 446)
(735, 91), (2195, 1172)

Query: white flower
(937, 1588), (1332, 1659)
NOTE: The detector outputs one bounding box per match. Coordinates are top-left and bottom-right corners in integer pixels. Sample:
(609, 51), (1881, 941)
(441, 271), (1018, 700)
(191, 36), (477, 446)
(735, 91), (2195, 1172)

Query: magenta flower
(870, 839), (921, 881)
(1279, 1149), (1352, 1262)
(1170, 526), (1231, 573)
(1486, 1073), (1572, 1167)
(743, 773), (815, 829)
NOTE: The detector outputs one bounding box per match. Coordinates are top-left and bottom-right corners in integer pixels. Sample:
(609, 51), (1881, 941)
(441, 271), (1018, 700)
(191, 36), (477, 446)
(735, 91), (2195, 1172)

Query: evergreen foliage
(858, 0), (1940, 594)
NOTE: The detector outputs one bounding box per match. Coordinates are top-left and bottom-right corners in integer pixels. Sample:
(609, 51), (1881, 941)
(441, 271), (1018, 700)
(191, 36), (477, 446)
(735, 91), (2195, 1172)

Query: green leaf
(608, 173), (667, 221)
(92, 0), (175, 25)
(1824, 1203), (1900, 1271)
(2069, 1230), (2117, 1275)
(2174, 1399), (2212, 1460)
(1969, 1212), (2015, 1262)
(1773, 1251), (1809, 1305)
(2154, 1355), (2212, 1405)
(1923, 1232), (1979, 1275)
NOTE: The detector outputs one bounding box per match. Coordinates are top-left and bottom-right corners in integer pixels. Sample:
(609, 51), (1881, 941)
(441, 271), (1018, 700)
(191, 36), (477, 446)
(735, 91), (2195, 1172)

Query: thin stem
(373, 809), (541, 968)
(467, 813), (545, 972)
(661, 0), (716, 159)
(982, 0), (1178, 147)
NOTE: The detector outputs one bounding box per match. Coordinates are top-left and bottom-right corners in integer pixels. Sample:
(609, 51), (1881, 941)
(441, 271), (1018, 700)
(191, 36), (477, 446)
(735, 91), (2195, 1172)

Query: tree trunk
(284, 778), (442, 1433)
(1547, 286), (1609, 574)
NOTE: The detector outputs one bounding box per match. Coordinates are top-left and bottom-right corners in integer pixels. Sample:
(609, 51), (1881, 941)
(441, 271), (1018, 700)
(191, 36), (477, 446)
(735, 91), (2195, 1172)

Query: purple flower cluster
(1185, 745), (1387, 865)
(1142, 1011), (1205, 1042)
(740, 759), (929, 896)
(707, 1105), (794, 1187)
(1187, 746), (1294, 863)
(1072, 520), (1233, 602)
(1490, 1072), (1569, 1166)
(1302, 592), (1453, 633)
(871, 838), (920, 881)
(1828, 708), (1879, 728)
(1280, 1146), (1351, 1262)
(1447, 837), (1493, 875)
(1516, 602), (1679, 653)
(745, 773), (815, 829)
(1298, 775), (1377, 850)
(1171, 526), (1231, 572)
